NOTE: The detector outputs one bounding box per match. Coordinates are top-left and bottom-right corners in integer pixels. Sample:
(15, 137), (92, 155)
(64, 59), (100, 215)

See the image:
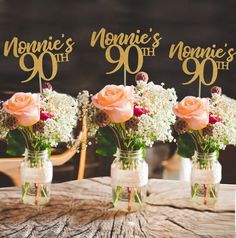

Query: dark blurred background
(0, 0), (235, 186)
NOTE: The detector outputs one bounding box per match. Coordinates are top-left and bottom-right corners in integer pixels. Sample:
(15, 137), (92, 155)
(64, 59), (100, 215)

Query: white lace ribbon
(191, 164), (222, 184)
(21, 162), (53, 184)
(111, 163), (148, 187)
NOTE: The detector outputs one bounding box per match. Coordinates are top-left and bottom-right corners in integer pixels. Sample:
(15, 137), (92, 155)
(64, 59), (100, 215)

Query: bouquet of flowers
(173, 86), (236, 204)
(78, 72), (177, 154)
(0, 83), (78, 205)
(173, 86), (236, 157)
(0, 83), (78, 154)
(78, 72), (177, 211)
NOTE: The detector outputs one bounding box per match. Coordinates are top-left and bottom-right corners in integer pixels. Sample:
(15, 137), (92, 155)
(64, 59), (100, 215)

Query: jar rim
(194, 150), (218, 160)
(24, 148), (49, 157)
(116, 148), (143, 159)
(195, 151), (217, 156)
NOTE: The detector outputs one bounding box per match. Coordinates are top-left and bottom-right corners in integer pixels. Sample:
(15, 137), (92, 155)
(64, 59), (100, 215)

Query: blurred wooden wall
(0, 0), (235, 184)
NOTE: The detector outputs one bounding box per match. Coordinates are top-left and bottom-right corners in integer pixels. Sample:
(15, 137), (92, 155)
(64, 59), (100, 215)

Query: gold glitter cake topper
(90, 28), (162, 84)
(3, 34), (75, 90)
(169, 41), (236, 96)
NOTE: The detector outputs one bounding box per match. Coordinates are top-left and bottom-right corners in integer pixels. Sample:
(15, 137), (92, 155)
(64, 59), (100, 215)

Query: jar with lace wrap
(111, 148), (148, 212)
(20, 149), (53, 205)
(191, 151), (222, 205)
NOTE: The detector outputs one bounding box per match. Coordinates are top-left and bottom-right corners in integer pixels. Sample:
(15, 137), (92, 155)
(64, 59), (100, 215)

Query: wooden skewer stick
(198, 79), (202, 98)
(78, 114), (88, 180)
(35, 183), (40, 205)
(124, 67), (127, 86)
(128, 188), (134, 211)
(204, 184), (209, 205)
(39, 75), (43, 94)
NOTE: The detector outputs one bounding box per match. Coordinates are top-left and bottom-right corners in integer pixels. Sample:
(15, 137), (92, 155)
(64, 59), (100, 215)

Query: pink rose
(134, 105), (149, 117)
(92, 85), (134, 123)
(3, 93), (40, 126)
(40, 111), (54, 121)
(209, 114), (222, 124)
(173, 96), (209, 130)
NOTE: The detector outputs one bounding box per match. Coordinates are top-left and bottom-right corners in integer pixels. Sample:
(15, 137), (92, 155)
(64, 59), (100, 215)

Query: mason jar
(111, 148), (148, 212)
(191, 151), (222, 205)
(20, 149), (53, 205)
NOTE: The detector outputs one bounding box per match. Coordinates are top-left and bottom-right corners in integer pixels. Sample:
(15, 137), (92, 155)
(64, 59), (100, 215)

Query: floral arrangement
(78, 72), (177, 210)
(0, 83), (78, 155)
(77, 72), (177, 156)
(173, 86), (236, 205)
(173, 86), (236, 157)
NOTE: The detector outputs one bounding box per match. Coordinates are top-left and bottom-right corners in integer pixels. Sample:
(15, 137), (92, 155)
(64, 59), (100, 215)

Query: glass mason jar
(111, 148), (148, 212)
(20, 149), (53, 205)
(191, 151), (222, 205)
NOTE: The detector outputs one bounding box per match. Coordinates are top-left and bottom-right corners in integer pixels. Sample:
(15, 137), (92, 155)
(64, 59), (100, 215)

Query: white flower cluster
(0, 109), (9, 140)
(41, 89), (78, 147)
(134, 81), (177, 146)
(77, 91), (99, 137)
(77, 82), (177, 148)
(210, 94), (236, 149)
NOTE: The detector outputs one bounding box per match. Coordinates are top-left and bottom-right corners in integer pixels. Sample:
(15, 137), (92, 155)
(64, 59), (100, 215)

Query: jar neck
(194, 151), (217, 162)
(116, 148), (143, 161)
(24, 148), (49, 162)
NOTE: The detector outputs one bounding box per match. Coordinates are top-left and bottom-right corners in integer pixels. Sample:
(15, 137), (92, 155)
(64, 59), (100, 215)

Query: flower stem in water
(112, 186), (122, 207)
(128, 188), (134, 211)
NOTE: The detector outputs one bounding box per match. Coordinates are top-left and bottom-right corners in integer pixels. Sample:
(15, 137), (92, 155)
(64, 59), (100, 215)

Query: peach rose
(92, 85), (134, 123)
(173, 96), (209, 130)
(3, 92), (40, 126)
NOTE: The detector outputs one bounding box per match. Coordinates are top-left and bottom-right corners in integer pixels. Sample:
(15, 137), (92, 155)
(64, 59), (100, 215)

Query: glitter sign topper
(3, 34), (75, 84)
(169, 41), (236, 95)
(90, 28), (162, 75)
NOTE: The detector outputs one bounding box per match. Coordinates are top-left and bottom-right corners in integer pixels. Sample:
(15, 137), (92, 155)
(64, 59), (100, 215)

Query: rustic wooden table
(0, 177), (235, 238)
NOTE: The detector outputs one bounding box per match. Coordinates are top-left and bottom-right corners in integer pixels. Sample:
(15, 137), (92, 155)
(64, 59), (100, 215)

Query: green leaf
(129, 137), (144, 151)
(96, 146), (115, 157)
(6, 130), (25, 156)
(96, 127), (117, 157)
(177, 133), (195, 158)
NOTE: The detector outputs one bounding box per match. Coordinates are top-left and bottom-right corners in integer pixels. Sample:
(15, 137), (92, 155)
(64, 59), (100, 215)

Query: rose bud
(125, 117), (139, 130)
(211, 86), (222, 96)
(134, 105), (149, 117)
(4, 115), (18, 129)
(209, 114), (222, 124)
(93, 110), (110, 127)
(40, 111), (54, 121)
(42, 82), (53, 91)
(0, 100), (4, 110)
(174, 119), (188, 134)
(135, 71), (149, 83)
(202, 124), (214, 137)
(33, 121), (45, 133)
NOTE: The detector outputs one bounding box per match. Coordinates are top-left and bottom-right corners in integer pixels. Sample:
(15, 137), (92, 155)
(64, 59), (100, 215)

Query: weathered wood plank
(0, 177), (234, 237)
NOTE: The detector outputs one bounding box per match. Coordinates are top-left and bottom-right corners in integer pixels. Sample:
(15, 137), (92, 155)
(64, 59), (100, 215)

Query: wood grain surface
(0, 177), (235, 238)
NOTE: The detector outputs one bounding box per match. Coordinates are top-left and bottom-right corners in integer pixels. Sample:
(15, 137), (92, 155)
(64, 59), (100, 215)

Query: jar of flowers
(77, 72), (177, 212)
(0, 83), (78, 205)
(173, 86), (236, 205)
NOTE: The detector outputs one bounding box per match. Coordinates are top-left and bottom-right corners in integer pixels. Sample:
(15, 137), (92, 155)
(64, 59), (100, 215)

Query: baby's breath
(210, 94), (236, 149)
(40, 89), (78, 147)
(77, 82), (177, 147)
